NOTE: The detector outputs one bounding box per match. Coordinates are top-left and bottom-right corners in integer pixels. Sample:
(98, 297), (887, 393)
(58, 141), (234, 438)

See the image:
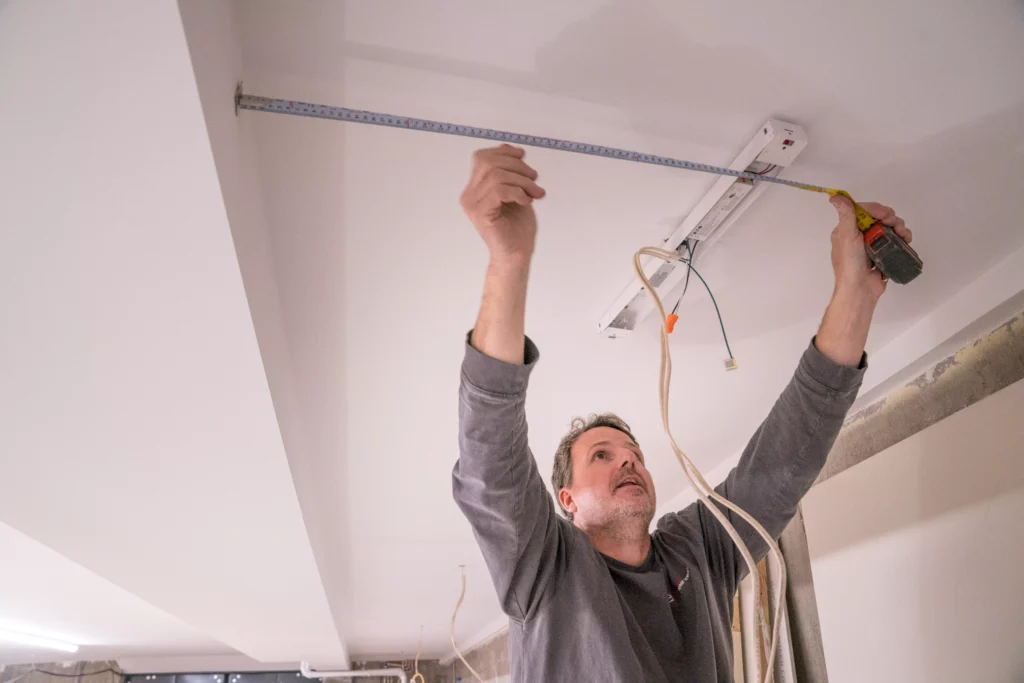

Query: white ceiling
(227, 0), (1024, 657)
(2, 0), (1023, 669)
(0, 0), (342, 668)
(0, 522), (229, 664)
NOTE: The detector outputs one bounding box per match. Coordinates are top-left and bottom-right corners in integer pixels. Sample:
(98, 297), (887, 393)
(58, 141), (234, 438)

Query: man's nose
(620, 450), (638, 468)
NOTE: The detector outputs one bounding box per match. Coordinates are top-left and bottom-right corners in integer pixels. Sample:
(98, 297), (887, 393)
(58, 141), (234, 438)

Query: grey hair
(552, 413), (638, 520)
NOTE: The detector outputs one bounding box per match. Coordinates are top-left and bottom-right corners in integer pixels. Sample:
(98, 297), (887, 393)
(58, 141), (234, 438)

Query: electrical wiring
(411, 626), (425, 683)
(632, 246), (785, 683)
(449, 566), (486, 683)
(675, 256), (734, 361)
(671, 240), (696, 317)
(668, 241), (733, 362)
(23, 668), (122, 679)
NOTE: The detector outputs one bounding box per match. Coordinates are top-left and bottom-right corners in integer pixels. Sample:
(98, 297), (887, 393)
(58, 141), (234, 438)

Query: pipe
(739, 574), (761, 683)
(300, 661), (407, 683)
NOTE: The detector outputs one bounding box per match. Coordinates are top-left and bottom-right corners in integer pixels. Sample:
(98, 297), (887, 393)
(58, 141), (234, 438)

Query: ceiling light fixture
(597, 119), (809, 337)
(0, 627), (79, 653)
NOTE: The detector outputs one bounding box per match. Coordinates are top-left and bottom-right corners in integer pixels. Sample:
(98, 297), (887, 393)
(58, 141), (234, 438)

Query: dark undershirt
(603, 545), (696, 681)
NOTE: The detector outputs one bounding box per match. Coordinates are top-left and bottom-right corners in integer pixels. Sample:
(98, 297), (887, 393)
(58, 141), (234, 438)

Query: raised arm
(814, 195), (912, 367)
(661, 195), (914, 589)
(452, 146), (568, 621)
(463, 145), (542, 363)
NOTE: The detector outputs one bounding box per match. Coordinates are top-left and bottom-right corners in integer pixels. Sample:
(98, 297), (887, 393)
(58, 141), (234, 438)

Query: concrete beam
(451, 630), (510, 683)
(0, 661), (121, 683)
(816, 305), (1024, 486)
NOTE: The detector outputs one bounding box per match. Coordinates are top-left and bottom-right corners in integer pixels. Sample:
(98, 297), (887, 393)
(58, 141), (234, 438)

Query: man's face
(560, 426), (657, 529)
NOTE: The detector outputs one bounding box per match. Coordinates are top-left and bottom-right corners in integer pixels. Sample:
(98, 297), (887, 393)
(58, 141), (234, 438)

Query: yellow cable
(633, 246), (785, 683)
(450, 566), (486, 683)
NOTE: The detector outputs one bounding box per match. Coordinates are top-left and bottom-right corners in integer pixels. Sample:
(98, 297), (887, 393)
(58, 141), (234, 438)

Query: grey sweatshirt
(453, 335), (865, 683)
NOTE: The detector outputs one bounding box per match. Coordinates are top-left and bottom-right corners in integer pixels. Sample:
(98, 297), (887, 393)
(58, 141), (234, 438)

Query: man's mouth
(615, 476), (644, 492)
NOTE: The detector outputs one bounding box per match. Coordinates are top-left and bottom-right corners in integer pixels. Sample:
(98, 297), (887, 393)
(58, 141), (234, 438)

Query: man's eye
(595, 450), (608, 460)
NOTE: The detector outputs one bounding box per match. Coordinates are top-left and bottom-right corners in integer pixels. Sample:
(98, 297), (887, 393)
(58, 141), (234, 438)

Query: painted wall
(803, 378), (1024, 683)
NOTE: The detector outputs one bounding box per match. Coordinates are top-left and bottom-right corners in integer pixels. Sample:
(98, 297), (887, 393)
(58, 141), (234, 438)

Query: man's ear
(558, 488), (577, 518)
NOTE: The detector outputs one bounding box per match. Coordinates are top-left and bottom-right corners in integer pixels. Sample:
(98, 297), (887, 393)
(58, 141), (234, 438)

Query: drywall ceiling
(226, 0), (1024, 658)
(0, 0), (344, 669)
(2, 0), (1022, 670)
(0, 523), (230, 665)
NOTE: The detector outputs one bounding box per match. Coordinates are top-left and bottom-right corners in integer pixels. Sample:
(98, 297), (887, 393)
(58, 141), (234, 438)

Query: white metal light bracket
(596, 120), (809, 338)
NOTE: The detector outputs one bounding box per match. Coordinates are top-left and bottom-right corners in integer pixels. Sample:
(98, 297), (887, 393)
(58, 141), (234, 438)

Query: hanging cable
(411, 625), (425, 683)
(20, 668), (123, 679)
(675, 256), (734, 362)
(671, 240), (696, 317)
(667, 240), (694, 333)
(450, 565), (486, 683)
(632, 246), (785, 683)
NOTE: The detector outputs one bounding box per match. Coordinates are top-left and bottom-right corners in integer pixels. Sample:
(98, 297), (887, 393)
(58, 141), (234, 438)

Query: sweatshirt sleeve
(452, 333), (573, 622)
(658, 338), (866, 592)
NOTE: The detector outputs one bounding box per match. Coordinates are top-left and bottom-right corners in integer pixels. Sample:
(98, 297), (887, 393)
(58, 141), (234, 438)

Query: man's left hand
(829, 195), (913, 302)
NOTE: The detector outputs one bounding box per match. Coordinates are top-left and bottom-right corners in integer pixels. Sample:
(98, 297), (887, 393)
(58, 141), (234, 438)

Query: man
(452, 144), (912, 682)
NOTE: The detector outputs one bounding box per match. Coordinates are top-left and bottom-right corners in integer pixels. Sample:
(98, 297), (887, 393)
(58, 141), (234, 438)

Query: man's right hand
(460, 144), (545, 267)
(464, 145), (544, 364)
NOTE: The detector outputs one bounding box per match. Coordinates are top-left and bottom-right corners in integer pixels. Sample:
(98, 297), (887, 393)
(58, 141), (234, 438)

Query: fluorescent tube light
(0, 627), (79, 653)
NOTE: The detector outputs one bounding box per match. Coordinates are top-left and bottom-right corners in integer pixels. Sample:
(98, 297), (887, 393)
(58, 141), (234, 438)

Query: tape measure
(235, 84), (922, 283)
(804, 188), (923, 284)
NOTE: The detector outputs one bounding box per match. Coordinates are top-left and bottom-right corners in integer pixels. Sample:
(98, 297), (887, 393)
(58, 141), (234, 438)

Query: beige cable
(633, 246), (786, 683)
(410, 625), (425, 683)
(450, 565), (486, 683)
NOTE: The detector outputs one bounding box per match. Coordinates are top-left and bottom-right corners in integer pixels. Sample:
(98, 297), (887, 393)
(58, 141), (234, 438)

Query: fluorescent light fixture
(0, 627), (79, 653)
(597, 119), (809, 337)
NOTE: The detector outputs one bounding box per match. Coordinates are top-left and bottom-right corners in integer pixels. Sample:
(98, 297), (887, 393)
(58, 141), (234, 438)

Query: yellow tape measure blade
(816, 188), (877, 232)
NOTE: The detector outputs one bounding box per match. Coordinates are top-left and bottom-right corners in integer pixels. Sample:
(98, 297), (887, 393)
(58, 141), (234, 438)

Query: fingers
(859, 201), (896, 225)
(495, 185), (532, 206)
(483, 167), (545, 199)
(859, 201), (912, 243)
(891, 217), (912, 244)
(492, 143), (526, 158)
(486, 154), (539, 181)
(829, 194), (858, 233)
(473, 143), (526, 162)
(470, 145), (545, 200)
(461, 169), (543, 216)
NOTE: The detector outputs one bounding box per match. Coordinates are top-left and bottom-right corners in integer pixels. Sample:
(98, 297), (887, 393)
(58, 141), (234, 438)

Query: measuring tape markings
(237, 89), (921, 283)
(237, 93), (831, 193)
